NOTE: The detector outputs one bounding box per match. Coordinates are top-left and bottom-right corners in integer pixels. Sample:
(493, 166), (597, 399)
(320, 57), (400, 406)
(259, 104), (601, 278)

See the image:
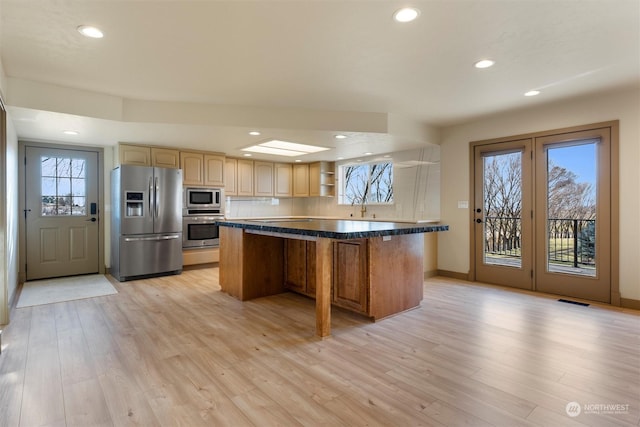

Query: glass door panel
(474, 139), (533, 290)
(535, 128), (611, 303)
(482, 151), (523, 268)
(546, 142), (597, 277)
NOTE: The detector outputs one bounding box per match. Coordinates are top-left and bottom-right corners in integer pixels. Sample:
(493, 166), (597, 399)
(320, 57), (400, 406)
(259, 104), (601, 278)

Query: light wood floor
(1, 268), (638, 427)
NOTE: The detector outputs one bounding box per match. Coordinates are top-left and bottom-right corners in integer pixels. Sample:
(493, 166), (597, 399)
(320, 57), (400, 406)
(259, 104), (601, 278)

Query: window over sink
(339, 161), (393, 205)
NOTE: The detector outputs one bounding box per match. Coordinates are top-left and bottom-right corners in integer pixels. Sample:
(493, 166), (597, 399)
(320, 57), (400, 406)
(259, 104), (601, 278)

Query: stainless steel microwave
(184, 187), (222, 210)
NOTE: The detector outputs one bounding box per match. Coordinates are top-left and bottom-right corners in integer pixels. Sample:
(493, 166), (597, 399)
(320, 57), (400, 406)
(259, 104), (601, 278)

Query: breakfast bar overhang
(218, 219), (449, 337)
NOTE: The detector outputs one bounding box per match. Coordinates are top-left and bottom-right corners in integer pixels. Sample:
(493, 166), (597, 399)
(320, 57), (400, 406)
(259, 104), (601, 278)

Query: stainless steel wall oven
(182, 187), (224, 249)
(182, 215), (220, 248)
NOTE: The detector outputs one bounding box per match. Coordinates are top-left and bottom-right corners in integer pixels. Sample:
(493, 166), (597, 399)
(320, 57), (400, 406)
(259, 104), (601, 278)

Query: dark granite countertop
(217, 218), (449, 239)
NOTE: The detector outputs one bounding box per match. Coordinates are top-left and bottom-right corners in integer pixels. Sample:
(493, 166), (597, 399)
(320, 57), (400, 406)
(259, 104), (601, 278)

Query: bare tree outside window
(41, 156), (87, 216)
(483, 146), (596, 274)
(341, 162), (393, 205)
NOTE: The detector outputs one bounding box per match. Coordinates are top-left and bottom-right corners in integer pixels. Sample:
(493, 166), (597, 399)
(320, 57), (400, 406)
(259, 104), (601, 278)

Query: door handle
(154, 177), (159, 218)
(86, 217), (97, 222)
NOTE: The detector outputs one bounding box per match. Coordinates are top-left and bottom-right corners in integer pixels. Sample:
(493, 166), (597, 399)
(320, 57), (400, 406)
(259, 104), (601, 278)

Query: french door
(472, 123), (615, 303)
(474, 139), (533, 290)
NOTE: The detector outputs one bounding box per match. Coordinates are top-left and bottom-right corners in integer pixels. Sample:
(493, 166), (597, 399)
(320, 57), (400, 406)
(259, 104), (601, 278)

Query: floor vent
(558, 299), (590, 307)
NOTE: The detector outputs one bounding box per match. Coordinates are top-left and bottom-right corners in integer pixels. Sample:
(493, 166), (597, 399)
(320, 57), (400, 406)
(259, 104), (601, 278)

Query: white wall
(5, 116), (18, 306)
(1, 17), (20, 321)
(438, 87), (640, 301)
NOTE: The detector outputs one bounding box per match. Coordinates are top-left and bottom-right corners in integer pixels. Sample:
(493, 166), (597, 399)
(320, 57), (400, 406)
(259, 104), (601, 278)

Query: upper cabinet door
(275, 163), (293, 197)
(204, 154), (225, 187)
(119, 144), (151, 166)
(309, 162), (321, 197)
(180, 151), (204, 186)
(151, 148), (180, 169)
(254, 161), (274, 197)
(225, 158), (238, 196)
(293, 163), (309, 197)
(237, 159), (254, 196)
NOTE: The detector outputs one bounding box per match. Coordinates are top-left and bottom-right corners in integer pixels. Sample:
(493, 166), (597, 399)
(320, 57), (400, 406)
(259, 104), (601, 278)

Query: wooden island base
(219, 226), (425, 337)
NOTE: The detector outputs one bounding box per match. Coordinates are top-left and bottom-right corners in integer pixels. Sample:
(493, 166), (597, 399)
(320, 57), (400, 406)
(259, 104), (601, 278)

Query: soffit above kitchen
(0, 1), (638, 161)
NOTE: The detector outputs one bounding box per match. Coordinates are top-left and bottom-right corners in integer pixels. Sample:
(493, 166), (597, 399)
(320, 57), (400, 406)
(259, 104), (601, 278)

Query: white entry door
(25, 146), (100, 280)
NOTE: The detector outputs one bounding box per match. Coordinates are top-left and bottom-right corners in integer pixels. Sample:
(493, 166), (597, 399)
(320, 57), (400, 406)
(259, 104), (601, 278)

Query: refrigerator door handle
(155, 176), (160, 218)
(148, 176), (154, 218)
(124, 234), (180, 242)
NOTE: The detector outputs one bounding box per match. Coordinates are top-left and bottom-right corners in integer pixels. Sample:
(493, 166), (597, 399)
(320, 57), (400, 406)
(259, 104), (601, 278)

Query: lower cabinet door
(332, 239), (368, 314)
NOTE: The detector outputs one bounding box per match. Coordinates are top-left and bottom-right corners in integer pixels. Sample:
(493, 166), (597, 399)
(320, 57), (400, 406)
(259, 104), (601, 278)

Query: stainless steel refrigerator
(111, 165), (183, 281)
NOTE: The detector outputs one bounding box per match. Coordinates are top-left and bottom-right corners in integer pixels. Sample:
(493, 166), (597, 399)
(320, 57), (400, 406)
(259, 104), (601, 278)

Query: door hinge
(531, 269), (534, 278)
(531, 210), (533, 219)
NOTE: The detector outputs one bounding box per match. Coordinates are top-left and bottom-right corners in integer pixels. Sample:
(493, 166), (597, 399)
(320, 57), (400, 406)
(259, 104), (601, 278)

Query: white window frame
(338, 161), (394, 205)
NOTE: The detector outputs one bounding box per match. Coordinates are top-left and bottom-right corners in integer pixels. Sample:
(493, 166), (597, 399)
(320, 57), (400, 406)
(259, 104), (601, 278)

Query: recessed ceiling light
(393, 7), (420, 22)
(243, 153), (253, 157)
(249, 131), (261, 136)
(364, 152), (373, 155)
(242, 140), (330, 157)
(337, 157), (344, 160)
(77, 25), (104, 38)
(335, 134), (347, 139)
(63, 130), (79, 135)
(525, 90), (541, 97)
(295, 159), (302, 163)
(474, 59), (495, 69)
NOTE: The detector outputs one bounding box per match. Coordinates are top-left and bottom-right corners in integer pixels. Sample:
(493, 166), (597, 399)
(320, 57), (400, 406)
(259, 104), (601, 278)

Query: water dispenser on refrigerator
(125, 191), (144, 217)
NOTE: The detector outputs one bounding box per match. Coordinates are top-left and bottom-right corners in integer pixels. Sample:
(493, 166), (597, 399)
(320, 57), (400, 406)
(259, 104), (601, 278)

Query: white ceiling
(1, 0), (638, 161)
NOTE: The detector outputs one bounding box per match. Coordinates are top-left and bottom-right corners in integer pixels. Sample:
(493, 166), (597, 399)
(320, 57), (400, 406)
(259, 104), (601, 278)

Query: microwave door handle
(155, 176), (159, 218)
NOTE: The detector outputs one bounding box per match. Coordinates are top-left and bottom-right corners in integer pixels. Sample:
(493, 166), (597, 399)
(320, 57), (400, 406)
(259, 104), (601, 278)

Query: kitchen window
(339, 162), (393, 205)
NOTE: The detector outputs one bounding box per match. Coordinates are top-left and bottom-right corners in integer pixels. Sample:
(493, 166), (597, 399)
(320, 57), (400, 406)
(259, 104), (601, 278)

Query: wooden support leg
(315, 237), (332, 337)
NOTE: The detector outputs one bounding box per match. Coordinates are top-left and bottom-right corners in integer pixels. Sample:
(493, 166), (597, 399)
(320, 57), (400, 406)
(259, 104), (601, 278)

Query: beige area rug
(16, 274), (118, 308)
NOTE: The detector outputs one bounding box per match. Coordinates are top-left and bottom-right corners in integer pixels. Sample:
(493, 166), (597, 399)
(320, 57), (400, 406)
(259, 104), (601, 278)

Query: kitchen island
(218, 218), (448, 337)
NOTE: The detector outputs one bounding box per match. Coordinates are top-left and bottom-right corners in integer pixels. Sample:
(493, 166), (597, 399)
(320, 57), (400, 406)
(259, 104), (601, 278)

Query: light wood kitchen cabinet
(151, 148), (180, 169)
(237, 159), (254, 196)
(225, 158), (237, 196)
(183, 248), (219, 266)
(292, 163), (309, 197)
(254, 161), (274, 197)
(181, 151), (225, 187)
(274, 163), (293, 197)
(310, 161), (335, 197)
(204, 154), (225, 186)
(119, 144), (181, 168)
(333, 239), (368, 314)
(181, 151), (204, 185)
(119, 144), (151, 166)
